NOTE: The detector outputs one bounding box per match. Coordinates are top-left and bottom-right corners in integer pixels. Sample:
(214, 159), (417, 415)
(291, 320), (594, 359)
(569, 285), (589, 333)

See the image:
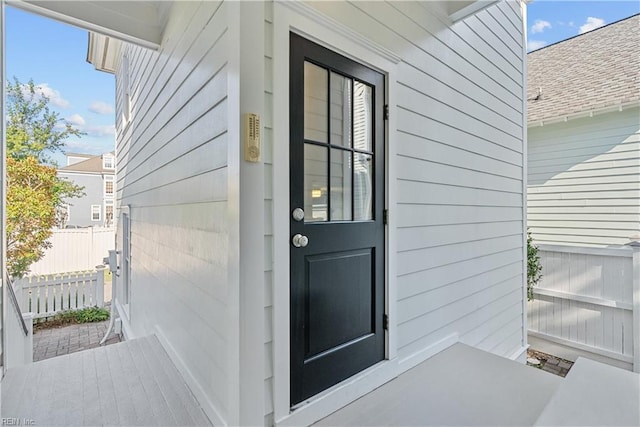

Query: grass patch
(34, 306), (110, 330)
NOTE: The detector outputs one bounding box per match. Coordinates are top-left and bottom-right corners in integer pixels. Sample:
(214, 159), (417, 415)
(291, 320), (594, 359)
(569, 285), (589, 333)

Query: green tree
(527, 231), (543, 301)
(7, 78), (83, 165)
(5, 78), (85, 277)
(7, 157), (56, 277)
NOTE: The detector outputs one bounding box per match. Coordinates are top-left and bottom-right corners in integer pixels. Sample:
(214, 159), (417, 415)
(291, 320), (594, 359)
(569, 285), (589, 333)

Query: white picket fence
(528, 243), (640, 372)
(27, 227), (115, 275)
(14, 269), (105, 319)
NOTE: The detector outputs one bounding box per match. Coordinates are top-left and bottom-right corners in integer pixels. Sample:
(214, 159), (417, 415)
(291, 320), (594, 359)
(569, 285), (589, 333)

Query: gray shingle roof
(527, 14), (640, 124)
(59, 153), (115, 174)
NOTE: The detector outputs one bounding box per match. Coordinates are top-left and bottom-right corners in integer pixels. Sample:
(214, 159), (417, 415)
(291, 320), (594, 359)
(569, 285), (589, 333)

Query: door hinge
(383, 314), (389, 331)
(383, 104), (389, 121)
(383, 209), (389, 225)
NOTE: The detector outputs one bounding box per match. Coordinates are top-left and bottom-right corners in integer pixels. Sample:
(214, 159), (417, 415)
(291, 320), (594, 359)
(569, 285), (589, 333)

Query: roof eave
(528, 99), (640, 128)
(87, 32), (122, 74)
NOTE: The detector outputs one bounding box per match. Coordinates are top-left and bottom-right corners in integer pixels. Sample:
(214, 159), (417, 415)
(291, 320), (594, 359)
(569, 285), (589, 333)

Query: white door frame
(271, 3), (401, 425)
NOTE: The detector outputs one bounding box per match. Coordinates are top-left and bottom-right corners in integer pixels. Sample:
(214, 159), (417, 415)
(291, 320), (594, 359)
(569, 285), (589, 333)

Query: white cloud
(89, 101), (114, 115)
(63, 139), (108, 154)
(531, 20), (552, 34)
(66, 114), (86, 126)
(85, 125), (116, 137)
(568, 21), (575, 28)
(62, 115), (115, 137)
(579, 17), (605, 34)
(527, 39), (548, 51)
(30, 83), (70, 108)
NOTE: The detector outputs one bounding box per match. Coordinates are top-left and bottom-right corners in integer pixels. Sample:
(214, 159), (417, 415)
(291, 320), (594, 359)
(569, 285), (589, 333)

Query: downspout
(100, 249), (119, 345)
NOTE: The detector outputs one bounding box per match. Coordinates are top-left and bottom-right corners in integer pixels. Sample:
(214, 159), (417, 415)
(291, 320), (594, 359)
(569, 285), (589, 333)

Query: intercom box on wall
(244, 113), (261, 162)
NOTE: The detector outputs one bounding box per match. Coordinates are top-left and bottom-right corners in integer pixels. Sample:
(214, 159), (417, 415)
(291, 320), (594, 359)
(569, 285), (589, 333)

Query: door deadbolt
(292, 208), (305, 222)
(292, 234), (309, 248)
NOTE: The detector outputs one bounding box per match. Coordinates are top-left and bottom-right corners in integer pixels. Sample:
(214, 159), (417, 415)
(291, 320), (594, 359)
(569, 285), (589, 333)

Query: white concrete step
(535, 357), (640, 426)
(317, 343), (563, 426)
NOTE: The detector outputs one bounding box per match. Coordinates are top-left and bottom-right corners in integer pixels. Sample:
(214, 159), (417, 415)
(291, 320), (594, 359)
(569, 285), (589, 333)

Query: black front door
(290, 33), (386, 406)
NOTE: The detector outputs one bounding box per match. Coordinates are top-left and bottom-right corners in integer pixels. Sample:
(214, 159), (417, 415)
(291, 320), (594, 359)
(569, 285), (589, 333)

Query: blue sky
(527, 0), (640, 51)
(6, 6), (115, 166)
(5, 1), (640, 166)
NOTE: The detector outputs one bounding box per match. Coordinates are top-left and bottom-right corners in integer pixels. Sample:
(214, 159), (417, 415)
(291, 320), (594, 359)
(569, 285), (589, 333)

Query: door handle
(292, 234), (309, 248)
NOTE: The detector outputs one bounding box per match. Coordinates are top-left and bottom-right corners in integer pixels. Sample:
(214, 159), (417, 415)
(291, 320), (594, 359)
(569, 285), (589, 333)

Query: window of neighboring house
(103, 154), (114, 170)
(104, 201), (114, 227)
(104, 175), (115, 197)
(91, 205), (101, 221)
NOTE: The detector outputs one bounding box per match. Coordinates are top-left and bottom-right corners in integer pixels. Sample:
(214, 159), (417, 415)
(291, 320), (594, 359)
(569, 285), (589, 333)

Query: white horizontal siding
(115, 1), (229, 423)
(303, 0), (526, 361)
(528, 108), (640, 246)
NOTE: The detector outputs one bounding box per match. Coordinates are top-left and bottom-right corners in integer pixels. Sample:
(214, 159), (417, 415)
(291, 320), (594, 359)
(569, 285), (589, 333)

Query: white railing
(14, 268), (105, 319)
(5, 273), (33, 368)
(528, 243), (640, 372)
(27, 227), (115, 275)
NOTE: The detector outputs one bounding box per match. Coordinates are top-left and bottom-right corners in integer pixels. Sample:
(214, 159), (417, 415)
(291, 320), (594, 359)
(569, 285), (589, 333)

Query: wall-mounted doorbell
(244, 113), (261, 163)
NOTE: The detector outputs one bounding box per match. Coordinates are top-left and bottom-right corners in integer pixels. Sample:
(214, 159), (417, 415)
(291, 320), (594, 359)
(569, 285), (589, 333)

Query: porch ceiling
(446, 0), (500, 22)
(6, 0), (163, 49)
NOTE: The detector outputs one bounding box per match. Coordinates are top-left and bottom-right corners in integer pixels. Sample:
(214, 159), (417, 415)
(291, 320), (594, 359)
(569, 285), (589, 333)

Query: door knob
(292, 234), (309, 248)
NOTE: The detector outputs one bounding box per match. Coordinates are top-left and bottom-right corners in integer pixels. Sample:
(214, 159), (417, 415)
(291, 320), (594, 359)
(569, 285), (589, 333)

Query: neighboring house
(527, 14), (640, 247)
(58, 152), (116, 227)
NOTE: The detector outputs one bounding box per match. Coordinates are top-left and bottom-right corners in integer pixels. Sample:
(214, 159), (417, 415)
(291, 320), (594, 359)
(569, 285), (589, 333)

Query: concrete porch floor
(316, 343), (563, 426)
(2, 335), (211, 426)
(316, 343), (640, 426)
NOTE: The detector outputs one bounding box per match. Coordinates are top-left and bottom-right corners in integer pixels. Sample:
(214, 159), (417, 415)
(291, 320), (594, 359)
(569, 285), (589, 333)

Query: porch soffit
(445, 0), (501, 22)
(6, 0), (163, 50)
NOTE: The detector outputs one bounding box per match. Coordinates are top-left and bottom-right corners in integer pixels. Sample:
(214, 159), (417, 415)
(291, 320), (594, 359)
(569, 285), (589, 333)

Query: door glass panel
(353, 81), (372, 152)
(304, 62), (328, 143)
(354, 153), (373, 220)
(330, 72), (352, 148)
(330, 149), (352, 221)
(304, 144), (328, 222)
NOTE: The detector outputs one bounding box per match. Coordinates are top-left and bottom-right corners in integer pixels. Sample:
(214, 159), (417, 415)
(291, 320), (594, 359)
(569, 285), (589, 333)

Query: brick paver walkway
(527, 348), (574, 377)
(33, 319), (121, 362)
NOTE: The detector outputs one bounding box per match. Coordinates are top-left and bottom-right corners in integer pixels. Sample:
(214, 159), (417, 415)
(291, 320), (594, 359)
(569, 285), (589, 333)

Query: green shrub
(527, 231), (542, 301)
(35, 306), (110, 329)
(74, 306), (110, 323)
